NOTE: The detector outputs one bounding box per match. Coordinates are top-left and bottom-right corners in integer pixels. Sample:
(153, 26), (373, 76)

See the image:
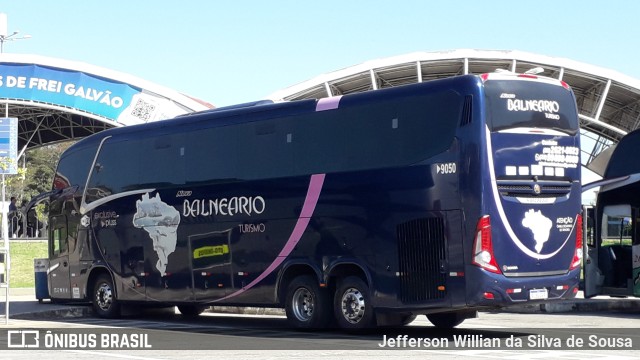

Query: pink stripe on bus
(315, 96), (342, 111)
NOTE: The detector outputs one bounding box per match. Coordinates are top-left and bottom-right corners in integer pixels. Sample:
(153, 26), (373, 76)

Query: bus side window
(85, 138), (143, 205)
(50, 216), (68, 258)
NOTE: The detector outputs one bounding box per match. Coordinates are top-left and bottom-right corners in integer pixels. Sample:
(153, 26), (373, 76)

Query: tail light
(570, 214), (583, 270)
(472, 215), (501, 274)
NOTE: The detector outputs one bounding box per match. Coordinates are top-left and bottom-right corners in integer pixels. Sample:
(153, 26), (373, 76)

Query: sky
(2, 0), (640, 108)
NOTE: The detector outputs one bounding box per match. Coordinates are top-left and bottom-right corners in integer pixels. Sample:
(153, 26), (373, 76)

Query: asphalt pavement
(1, 287), (639, 327)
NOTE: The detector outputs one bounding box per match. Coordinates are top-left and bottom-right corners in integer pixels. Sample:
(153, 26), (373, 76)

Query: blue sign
(0, 64), (142, 121)
(0, 117), (17, 175)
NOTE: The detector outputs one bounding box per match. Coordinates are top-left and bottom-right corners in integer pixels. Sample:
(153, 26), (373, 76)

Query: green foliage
(6, 143), (70, 205)
(35, 203), (47, 223)
(0, 241), (48, 288)
(0, 156), (18, 173)
(0, 145), (70, 289)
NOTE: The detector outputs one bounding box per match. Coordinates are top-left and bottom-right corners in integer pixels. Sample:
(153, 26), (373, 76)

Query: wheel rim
(95, 281), (113, 311)
(292, 287), (315, 321)
(291, 287), (315, 322)
(340, 287), (365, 324)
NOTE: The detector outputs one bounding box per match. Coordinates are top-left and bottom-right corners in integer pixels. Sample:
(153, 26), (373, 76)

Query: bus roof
(64, 74), (484, 155)
(480, 72), (571, 90)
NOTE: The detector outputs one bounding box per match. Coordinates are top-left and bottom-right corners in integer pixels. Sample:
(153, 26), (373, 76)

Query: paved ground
(1, 288), (639, 359)
(2, 287), (640, 326)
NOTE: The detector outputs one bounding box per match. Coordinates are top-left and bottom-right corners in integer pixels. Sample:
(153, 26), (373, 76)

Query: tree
(0, 142), (72, 237)
(7, 143), (71, 205)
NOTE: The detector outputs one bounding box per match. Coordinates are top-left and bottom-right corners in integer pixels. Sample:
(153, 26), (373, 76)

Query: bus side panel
(213, 163), (465, 309)
(90, 193), (191, 304)
(87, 178), (316, 306)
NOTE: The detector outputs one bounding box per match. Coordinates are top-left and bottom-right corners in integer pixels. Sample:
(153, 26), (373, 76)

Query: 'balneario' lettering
(507, 99), (560, 113)
(183, 196), (265, 217)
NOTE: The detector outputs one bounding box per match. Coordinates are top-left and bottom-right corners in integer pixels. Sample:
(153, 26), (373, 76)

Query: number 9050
(436, 162), (457, 174)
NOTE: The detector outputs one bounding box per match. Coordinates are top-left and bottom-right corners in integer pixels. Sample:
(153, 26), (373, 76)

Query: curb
(10, 305), (286, 320)
(6, 296), (640, 320)
(502, 298), (640, 314)
(207, 294), (639, 316)
(12, 305), (92, 320)
(208, 306), (285, 316)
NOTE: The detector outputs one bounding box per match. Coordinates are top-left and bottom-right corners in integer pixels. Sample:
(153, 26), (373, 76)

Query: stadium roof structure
(0, 53), (212, 156)
(268, 49), (640, 176)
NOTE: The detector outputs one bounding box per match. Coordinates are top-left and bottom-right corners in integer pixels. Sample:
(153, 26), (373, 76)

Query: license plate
(529, 288), (548, 300)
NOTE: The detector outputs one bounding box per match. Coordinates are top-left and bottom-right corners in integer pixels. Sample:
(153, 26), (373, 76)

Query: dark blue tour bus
(44, 72), (582, 329)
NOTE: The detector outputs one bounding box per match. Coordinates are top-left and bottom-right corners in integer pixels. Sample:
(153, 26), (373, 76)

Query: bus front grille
(497, 181), (571, 198)
(397, 217), (447, 303)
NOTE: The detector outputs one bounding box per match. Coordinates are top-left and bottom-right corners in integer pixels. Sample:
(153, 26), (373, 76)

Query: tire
(426, 312), (465, 328)
(178, 305), (207, 317)
(92, 274), (120, 318)
(284, 275), (331, 329)
(333, 276), (375, 330)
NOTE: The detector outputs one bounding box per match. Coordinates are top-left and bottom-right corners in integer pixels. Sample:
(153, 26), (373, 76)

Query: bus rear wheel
(284, 275), (330, 329)
(92, 274), (120, 318)
(334, 276), (375, 330)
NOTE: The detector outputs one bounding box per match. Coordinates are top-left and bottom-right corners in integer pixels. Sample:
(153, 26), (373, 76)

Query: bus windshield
(485, 79), (579, 135)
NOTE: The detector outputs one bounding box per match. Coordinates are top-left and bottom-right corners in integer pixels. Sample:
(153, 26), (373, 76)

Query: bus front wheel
(92, 274), (120, 318)
(284, 275), (331, 329)
(334, 276), (375, 330)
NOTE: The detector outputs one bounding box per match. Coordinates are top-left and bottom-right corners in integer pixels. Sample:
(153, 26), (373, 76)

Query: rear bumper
(466, 266), (581, 306)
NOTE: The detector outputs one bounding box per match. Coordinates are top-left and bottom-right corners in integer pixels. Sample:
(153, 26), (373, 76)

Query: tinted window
(86, 139), (141, 203)
(292, 111), (349, 175)
(236, 120), (294, 180)
(54, 145), (98, 190)
(294, 90), (462, 175)
(349, 90), (461, 169)
(485, 80), (578, 134)
(185, 126), (238, 183)
(79, 88), (463, 187)
(185, 120), (295, 182)
(182, 89), (462, 181)
(50, 216), (68, 257)
(139, 134), (185, 188)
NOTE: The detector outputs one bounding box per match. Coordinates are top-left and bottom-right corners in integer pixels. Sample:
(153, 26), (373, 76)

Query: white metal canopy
(268, 49), (640, 172)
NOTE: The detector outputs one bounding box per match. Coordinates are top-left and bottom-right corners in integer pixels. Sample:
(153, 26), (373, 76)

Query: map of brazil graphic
(521, 209), (552, 253)
(133, 193), (181, 275)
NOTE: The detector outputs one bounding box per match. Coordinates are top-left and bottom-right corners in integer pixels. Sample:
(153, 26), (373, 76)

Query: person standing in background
(8, 197), (18, 237)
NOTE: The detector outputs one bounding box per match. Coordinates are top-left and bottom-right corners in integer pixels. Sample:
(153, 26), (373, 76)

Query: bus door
(48, 215), (71, 299)
(586, 204), (636, 297)
(582, 205), (601, 298)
